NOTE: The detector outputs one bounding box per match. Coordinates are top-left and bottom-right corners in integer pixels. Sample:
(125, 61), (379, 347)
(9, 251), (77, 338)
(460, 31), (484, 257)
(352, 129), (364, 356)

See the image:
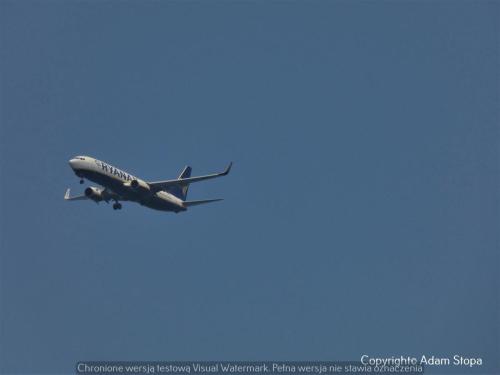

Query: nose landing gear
(113, 202), (122, 210)
(79, 179), (84, 184)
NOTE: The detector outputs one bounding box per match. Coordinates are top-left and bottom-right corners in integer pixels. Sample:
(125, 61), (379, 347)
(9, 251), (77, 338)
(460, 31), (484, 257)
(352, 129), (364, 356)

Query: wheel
(79, 179), (84, 184)
(113, 202), (122, 210)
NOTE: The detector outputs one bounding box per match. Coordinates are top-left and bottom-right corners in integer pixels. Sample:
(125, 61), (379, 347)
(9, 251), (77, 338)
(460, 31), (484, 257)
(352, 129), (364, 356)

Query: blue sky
(0, 1), (498, 374)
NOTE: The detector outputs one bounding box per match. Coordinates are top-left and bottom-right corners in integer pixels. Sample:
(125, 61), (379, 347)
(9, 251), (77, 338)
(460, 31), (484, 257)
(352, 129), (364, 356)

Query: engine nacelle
(84, 187), (104, 202)
(125, 179), (150, 193)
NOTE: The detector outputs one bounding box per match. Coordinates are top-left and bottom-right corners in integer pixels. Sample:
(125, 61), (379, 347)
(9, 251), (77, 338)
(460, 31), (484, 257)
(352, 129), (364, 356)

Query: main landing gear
(113, 202), (122, 210)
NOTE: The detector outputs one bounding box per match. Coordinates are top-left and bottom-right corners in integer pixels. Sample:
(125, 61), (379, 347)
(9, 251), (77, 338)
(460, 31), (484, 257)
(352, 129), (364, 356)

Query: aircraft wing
(148, 162), (232, 192)
(64, 188), (88, 201)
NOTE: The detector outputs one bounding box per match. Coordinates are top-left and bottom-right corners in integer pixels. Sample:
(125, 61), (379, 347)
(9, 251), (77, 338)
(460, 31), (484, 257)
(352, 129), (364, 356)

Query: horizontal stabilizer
(182, 198), (223, 207)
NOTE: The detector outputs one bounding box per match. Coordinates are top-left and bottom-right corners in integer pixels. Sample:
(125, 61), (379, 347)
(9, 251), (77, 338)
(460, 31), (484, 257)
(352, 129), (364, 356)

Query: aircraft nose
(68, 158), (77, 169)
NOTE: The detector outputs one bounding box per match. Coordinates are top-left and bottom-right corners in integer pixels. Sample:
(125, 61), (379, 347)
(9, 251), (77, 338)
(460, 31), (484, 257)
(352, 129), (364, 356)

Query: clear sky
(0, 1), (498, 374)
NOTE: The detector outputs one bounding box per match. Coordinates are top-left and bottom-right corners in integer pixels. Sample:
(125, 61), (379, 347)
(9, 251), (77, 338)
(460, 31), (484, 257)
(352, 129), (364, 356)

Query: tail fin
(178, 166), (192, 179)
(167, 166), (192, 200)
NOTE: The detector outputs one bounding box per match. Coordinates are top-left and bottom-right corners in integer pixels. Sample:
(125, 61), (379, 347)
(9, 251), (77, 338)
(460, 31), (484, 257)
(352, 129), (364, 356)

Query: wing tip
(222, 162), (233, 176)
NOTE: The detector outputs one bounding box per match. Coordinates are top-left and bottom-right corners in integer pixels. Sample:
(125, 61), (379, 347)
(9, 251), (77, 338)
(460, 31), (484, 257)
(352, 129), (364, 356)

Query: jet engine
(84, 187), (104, 202)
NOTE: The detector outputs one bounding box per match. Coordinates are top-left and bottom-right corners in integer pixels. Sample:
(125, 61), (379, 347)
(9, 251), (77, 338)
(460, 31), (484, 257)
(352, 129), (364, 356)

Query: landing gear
(113, 202), (122, 210)
(79, 179), (84, 184)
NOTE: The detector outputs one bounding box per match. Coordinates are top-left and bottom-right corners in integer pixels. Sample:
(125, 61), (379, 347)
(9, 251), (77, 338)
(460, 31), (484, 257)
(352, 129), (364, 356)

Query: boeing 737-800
(64, 156), (232, 212)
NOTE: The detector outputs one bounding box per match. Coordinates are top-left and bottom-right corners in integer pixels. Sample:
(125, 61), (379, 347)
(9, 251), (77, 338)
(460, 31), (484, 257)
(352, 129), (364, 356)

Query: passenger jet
(64, 156), (232, 212)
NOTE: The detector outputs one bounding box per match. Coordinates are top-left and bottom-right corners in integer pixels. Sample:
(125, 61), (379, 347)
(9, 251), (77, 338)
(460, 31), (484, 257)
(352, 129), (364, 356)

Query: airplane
(64, 155), (232, 213)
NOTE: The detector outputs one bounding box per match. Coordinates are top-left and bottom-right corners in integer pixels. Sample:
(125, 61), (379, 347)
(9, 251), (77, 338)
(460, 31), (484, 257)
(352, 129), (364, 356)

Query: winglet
(64, 188), (87, 201)
(222, 162), (233, 176)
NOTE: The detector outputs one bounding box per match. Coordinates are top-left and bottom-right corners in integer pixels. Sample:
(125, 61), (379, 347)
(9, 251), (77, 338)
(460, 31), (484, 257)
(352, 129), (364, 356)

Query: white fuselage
(69, 156), (186, 212)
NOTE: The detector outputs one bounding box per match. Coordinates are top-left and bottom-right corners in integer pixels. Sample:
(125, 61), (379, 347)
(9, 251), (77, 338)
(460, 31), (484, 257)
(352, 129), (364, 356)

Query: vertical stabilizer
(167, 166), (192, 200)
